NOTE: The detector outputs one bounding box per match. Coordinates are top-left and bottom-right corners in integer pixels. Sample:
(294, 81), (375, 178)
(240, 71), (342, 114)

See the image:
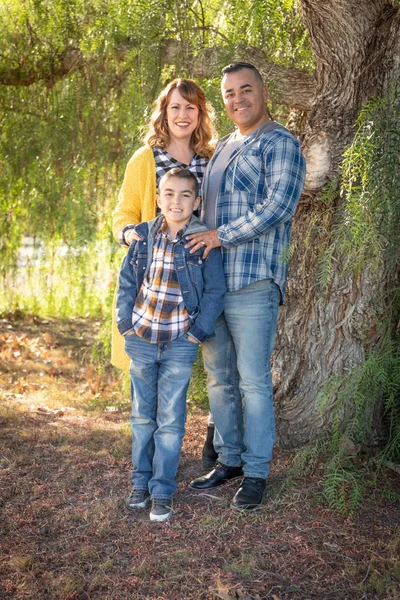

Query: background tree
(274, 0), (400, 448)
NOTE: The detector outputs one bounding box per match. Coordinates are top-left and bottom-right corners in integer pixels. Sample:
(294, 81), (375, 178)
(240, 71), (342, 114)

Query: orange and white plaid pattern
(131, 220), (190, 343)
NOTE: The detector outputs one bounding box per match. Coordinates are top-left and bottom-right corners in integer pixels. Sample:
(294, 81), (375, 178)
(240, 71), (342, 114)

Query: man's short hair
(221, 62), (263, 84)
(159, 167), (199, 197)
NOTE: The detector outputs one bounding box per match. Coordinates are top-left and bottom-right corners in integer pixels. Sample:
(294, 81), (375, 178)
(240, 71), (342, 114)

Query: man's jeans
(202, 279), (280, 479)
(124, 334), (198, 500)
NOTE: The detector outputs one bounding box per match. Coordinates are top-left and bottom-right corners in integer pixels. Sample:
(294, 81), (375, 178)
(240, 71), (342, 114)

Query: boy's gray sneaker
(149, 499), (173, 522)
(127, 489), (150, 509)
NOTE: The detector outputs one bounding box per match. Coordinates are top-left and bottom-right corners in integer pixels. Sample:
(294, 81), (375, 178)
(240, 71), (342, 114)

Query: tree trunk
(273, 0), (400, 448)
(301, 0), (400, 189)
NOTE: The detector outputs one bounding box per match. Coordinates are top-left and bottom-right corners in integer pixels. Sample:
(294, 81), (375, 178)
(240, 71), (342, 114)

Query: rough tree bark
(273, 0), (400, 448)
(184, 43), (316, 111)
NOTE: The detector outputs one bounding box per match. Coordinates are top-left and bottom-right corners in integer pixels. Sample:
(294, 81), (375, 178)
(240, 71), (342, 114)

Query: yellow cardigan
(112, 145), (158, 242)
(111, 146), (158, 371)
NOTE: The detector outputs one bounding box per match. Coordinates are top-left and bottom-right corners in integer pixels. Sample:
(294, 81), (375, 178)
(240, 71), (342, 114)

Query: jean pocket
(124, 332), (137, 348)
(182, 334), (200, 348)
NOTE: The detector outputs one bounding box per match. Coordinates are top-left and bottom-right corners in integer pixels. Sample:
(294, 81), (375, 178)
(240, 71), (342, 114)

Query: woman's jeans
(124, 334), (198, 500)
(202, 279), (280, 479)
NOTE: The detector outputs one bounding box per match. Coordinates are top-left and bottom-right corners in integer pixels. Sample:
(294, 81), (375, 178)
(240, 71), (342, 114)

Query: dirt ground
(1, 314), (399, 600)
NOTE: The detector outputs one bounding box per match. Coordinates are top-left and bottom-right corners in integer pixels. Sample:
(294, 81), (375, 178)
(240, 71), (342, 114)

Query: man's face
(221, 68), (269, 135)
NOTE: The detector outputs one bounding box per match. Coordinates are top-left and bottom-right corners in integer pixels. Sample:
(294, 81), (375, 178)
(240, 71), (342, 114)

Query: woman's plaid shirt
(131, 220), (190, 343)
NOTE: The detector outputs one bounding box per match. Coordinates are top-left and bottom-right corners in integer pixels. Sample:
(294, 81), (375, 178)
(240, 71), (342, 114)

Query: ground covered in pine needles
(0, 314), (399, 600)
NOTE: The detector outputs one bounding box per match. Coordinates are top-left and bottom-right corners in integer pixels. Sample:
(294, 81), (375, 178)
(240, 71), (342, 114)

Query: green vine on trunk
(295, 93), (400, 516)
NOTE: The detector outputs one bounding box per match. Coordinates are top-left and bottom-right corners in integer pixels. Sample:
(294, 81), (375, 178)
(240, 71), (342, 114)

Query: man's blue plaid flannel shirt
(202, 121), (306, 302)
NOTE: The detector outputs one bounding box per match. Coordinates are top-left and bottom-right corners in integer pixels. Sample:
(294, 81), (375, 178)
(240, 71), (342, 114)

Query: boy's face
(157, 177), (200, 228)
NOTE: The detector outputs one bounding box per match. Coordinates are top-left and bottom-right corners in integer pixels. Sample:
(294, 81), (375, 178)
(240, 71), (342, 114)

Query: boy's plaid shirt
(202, 123), (306, 301)
(131, 220), (190, 343)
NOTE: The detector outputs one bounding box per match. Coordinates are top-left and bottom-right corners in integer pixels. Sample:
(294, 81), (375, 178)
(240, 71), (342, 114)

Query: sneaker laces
(152, 499), (172, 509)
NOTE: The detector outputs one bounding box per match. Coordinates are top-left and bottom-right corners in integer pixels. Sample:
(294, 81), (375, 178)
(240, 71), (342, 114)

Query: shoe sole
(230, 502), (262, 511)
(149, 511), (172, 522)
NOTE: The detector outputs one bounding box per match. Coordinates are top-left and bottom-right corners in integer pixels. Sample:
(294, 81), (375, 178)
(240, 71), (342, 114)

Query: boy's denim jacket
(116, 215), (227, 343)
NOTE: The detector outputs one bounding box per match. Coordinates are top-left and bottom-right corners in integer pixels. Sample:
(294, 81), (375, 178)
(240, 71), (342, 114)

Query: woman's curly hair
(144, 78), (215, 159)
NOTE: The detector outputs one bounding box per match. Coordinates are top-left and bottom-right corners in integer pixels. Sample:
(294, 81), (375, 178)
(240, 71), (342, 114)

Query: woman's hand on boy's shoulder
(124, 229), (142, 245)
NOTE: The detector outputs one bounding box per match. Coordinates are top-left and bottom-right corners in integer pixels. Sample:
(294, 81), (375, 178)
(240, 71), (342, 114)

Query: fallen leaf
(212, 576), (236, 600)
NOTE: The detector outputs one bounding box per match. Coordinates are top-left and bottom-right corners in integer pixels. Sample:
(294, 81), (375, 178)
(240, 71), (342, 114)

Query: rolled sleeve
(119, 224), (136, 247)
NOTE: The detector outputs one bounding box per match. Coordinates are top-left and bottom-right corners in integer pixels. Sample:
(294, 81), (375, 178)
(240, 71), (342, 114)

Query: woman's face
(166, 89), (199, 143)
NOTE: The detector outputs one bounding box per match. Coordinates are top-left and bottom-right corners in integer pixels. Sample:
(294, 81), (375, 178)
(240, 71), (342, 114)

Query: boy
(116, 168), (226, 522)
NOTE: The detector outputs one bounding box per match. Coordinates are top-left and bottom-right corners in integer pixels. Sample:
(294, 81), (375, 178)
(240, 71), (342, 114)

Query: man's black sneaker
(231, 477), (266, 511)
(189, 461), (243, 490)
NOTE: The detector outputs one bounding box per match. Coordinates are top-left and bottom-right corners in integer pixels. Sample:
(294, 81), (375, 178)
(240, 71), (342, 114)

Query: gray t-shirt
(204, 135), (243, 229)
(204, 126), (266, 229)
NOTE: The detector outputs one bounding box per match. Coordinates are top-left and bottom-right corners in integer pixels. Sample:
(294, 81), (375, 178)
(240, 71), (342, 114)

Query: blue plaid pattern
(202, 123), (306, 300)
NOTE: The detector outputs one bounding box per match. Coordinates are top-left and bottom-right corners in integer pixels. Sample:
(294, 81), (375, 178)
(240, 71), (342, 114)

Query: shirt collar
(157, 217), (191, 242)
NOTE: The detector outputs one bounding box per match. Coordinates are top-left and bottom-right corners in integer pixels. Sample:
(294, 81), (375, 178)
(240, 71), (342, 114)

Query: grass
(1, 313), (400, 600)
(0, 238), (120, 319)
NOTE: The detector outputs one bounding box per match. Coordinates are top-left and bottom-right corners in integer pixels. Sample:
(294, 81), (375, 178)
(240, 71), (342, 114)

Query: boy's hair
(158, 168), (199, 197)
(221, 62), (263, 84)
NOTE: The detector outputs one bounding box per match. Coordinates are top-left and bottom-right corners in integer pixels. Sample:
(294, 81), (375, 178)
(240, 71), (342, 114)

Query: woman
(112, 78), (214, 371)
(112, 78), (218, 470)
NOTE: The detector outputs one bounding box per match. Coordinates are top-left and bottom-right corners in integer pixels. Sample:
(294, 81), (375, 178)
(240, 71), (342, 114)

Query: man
(186, 62), (306, 510)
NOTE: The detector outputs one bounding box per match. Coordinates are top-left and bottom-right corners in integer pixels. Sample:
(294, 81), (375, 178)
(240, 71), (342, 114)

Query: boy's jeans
(124, 334), (198, 500)
(202, 279), (280, 479)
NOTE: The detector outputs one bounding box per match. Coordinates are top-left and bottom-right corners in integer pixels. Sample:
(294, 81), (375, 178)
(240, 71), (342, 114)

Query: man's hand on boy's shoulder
(185, 229), (221, 259)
